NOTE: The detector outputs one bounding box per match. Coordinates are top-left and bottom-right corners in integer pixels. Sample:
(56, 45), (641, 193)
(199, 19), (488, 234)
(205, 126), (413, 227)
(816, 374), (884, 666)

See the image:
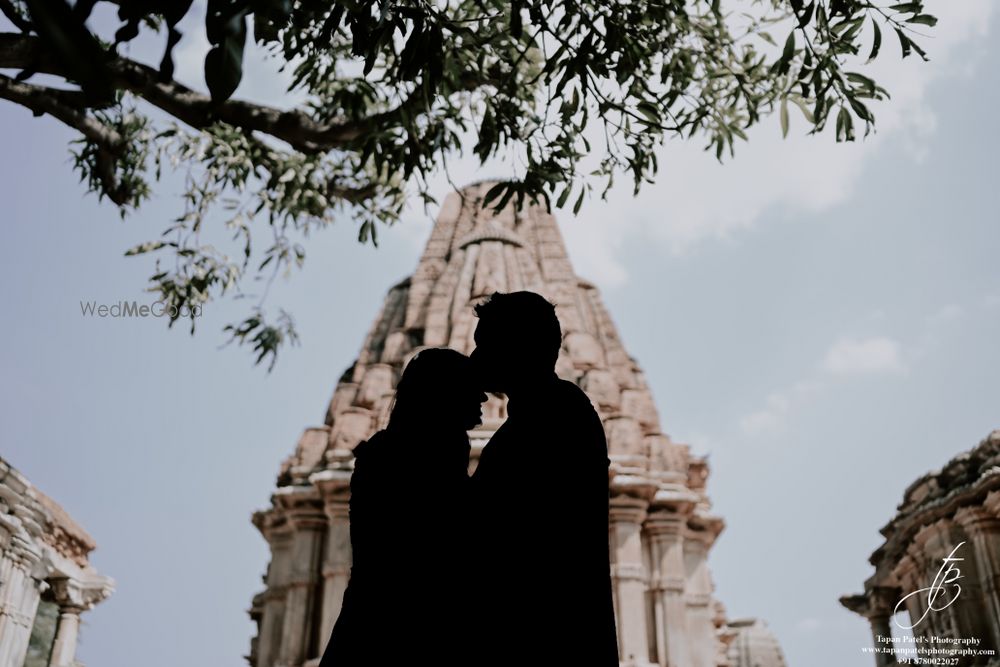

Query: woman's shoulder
(351, 429), (394, 465)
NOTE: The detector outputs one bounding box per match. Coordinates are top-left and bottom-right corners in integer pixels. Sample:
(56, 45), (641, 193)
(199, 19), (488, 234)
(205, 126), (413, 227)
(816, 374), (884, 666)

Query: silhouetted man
(469, 291), (619, 666)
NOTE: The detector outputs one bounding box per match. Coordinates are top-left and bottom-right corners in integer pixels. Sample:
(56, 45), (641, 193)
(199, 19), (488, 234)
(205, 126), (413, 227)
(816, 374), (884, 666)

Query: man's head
(470, 291), (562, 394)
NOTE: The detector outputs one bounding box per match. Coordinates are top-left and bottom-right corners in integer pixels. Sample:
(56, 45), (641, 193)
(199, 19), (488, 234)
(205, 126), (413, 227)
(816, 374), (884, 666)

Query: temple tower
(248, 181), (739, 666)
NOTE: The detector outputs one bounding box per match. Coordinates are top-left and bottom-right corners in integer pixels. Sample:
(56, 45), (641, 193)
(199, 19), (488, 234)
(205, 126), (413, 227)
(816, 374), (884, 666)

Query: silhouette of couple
(319, 291), (619, 666)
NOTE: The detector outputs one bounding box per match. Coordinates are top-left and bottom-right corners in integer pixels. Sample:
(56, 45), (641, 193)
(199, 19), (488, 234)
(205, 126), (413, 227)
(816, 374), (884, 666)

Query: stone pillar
(646, 512), (689, 667)
(954, 506), (1000, 650)
(842, 588), (900, 667)
(0, 529), (45, 667)
(278, 506), (327, 666)
(610, 495), (652, 666)
(48, 578), (87, 667)
(48, 607), (83, 667)
(895, 549), (930, 642)
(925, 518), (978, 641)
(682, 530), (717, 667)
(47, 576), (113, 667)
(318, 499), (352, 654)
(868, 612), (897, 667)
(257, 526), (293, 667)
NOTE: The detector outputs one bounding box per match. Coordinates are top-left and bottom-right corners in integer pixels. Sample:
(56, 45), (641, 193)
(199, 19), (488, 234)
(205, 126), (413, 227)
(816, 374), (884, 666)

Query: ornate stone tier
(841, 430), (1000, 667)
(0, 456), (114, 667)
(248, 182), (753, 667)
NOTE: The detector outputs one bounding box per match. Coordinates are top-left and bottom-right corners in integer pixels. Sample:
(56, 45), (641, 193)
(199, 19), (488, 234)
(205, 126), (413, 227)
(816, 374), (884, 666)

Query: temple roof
(864, 429), (1000, 575)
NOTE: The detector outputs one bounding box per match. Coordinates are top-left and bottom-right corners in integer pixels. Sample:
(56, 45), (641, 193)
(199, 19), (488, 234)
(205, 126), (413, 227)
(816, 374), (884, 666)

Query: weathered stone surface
(281, 427), (331, 482)
(581, 369), (622, 411)
(355, 364), (396, 409)
(326, 407), (374, 455)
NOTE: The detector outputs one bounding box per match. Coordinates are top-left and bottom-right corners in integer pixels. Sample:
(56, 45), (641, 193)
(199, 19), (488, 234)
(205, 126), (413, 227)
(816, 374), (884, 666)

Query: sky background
(1, 2), (998, 666)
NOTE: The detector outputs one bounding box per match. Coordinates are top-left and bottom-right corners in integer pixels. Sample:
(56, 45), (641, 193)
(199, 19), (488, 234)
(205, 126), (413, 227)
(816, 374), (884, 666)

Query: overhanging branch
(0, 72), (122, 147)
(0, 0), (32, 33)
(0, 72), (132, 204)
(0, 33), (431, 154)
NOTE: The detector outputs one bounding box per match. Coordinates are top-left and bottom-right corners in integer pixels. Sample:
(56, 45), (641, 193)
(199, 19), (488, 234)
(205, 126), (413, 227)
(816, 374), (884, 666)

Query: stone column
(645, 512), (689, 667)
(682, 530), (717, 667)
(0, 529), (45, 667)
(896, 548), (930, 642)
(954, 506), (1000, 650)
(47, 576), (113, 667)
(50, 609), (82, 666)
(610, 495), (652, 666)
(842, 588), (899, 667)
(318, 499), (352, 653)
(868, 613), (896, 667)
(868, 587), (901, 667)
(48, 578), (84, 667)
(278, 505), (328, 666)
(257, 525), (293, 667)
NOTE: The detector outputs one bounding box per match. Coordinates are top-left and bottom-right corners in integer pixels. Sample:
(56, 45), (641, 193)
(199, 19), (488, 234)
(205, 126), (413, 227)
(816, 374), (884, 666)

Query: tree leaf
(867, 21), (882, 62)
(205, 11), (247, 102)
(907, 14), (937, 27)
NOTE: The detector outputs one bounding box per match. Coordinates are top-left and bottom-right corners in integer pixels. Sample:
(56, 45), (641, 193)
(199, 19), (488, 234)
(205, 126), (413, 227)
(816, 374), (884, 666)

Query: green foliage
(70, 103), (155, 213)
(2, 0), (936, 368)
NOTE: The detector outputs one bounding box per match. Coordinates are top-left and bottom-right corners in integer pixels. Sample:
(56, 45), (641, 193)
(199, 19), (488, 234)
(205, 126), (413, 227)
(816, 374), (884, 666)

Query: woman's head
(387, 348), (487, 433)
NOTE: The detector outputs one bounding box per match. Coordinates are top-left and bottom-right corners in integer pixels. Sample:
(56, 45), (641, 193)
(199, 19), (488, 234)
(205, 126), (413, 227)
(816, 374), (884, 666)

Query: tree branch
(0, 33), (431, 154)
(0, 0), (33, 33)
(328, 182), (378, 204)
(0, 72), (132, 204)
(0, 72), (122, 147)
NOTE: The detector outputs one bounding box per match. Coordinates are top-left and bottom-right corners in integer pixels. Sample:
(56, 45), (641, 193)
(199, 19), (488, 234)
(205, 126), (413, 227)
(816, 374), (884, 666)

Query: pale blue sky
(1, 3), (998, 667)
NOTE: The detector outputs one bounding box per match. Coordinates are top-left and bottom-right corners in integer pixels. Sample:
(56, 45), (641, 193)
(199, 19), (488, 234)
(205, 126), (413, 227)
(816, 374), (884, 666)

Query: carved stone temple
(247, 181), (785, 667)
(0, 456), (114, 667)
(842, 430), (1000, 667)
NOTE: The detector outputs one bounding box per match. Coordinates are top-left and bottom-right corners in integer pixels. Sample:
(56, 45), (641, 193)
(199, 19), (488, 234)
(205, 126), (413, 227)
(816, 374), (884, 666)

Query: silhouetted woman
(319, 348), (486, 666)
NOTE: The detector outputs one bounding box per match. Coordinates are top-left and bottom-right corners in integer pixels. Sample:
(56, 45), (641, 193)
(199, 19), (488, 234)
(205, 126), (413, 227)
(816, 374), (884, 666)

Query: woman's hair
(386, 348), (475, 432)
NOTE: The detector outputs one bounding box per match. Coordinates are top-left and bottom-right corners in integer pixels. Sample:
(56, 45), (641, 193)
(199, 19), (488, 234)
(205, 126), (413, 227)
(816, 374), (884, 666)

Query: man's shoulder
(547, 380), (609, 467)
(552, 378), (600, 417)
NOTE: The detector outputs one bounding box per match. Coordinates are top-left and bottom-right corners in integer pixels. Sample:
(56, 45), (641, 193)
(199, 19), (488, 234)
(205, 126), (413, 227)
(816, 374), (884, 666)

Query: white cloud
(822, 336), (906, 376)
(559, 1), (995, 287)
(740, 297), (983, 437)
(739, 393), (791, 436)
(739, 381), (822, 436)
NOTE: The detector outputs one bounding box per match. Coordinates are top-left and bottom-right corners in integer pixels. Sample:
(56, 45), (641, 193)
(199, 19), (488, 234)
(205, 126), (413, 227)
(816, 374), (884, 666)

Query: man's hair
(474, 291), (562, 367)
